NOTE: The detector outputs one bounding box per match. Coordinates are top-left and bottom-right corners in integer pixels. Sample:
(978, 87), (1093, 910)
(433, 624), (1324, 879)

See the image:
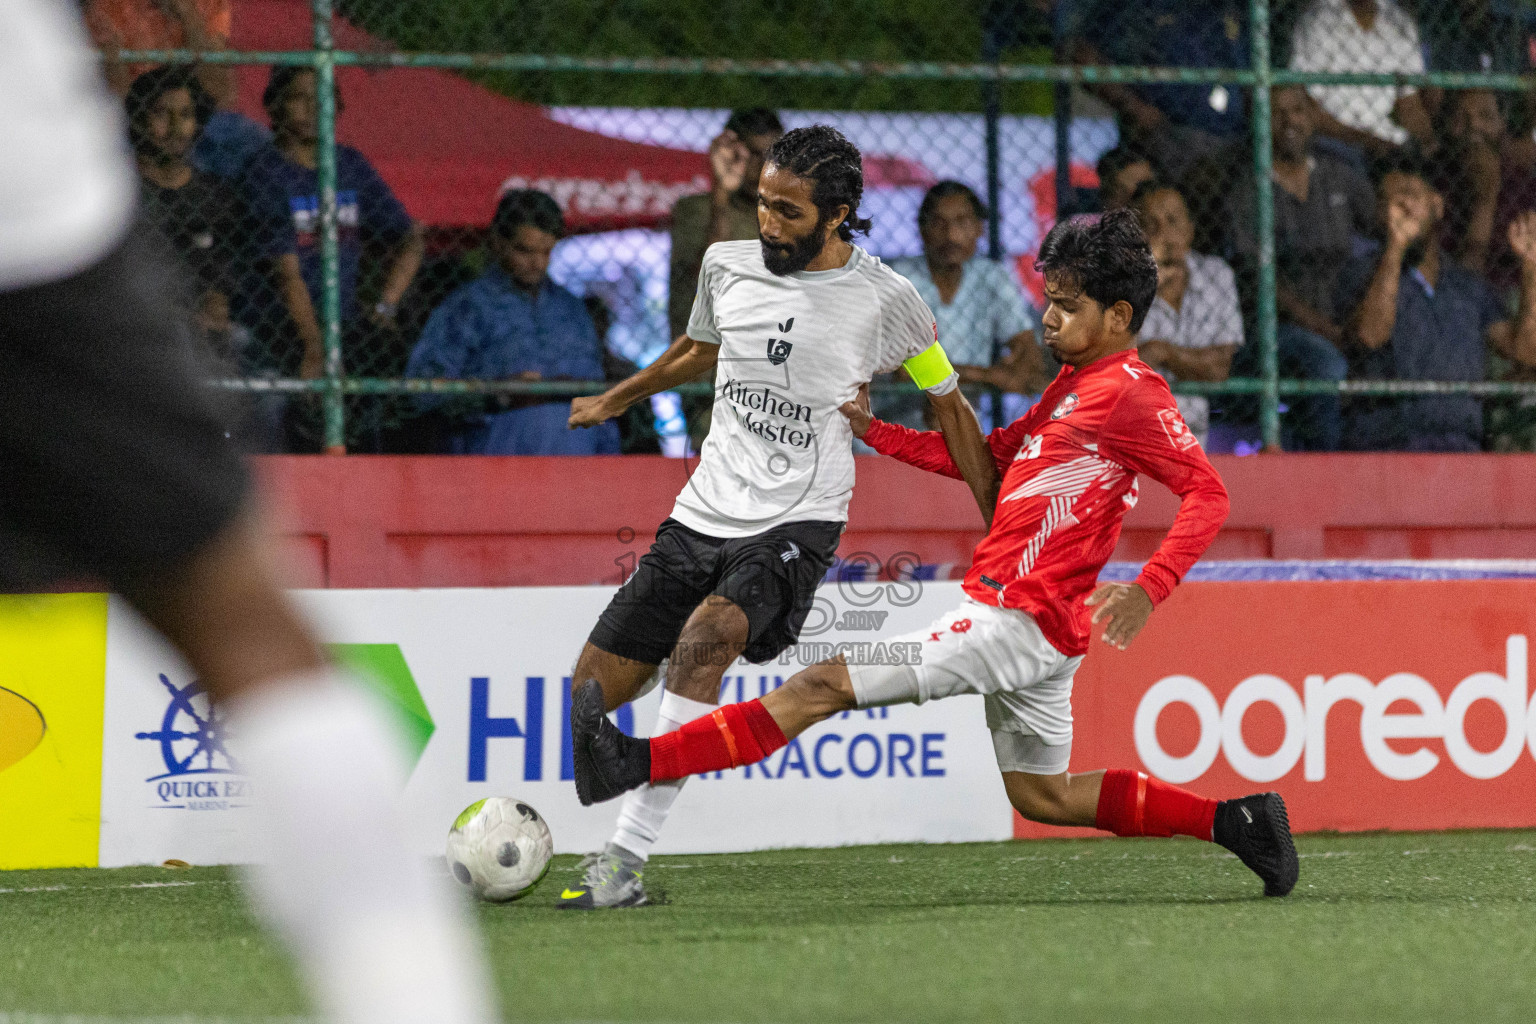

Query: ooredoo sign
(1134, 635), (1530, 783)
(1025, 580), (1536, 838)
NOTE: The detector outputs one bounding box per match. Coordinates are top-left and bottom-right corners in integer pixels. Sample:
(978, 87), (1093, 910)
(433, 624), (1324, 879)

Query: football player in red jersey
(572, 210), (1298, 897)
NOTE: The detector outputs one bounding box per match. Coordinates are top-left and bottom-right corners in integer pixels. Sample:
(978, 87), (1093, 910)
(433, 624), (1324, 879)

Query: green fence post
(312, 0), (345, 453)
(1249, 0), (1280, 449)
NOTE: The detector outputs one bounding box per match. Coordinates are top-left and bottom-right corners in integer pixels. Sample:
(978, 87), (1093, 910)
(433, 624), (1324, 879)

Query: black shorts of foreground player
(558, 125), (997, 909)
(573, 210), (1298, 899)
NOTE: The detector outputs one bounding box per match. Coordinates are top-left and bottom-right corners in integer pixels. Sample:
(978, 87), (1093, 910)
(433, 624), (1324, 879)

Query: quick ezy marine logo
(136, 673), (247, 811)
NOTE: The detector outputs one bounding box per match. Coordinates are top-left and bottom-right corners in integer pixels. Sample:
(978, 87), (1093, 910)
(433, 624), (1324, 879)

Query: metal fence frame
(119, 0), (1536, 453)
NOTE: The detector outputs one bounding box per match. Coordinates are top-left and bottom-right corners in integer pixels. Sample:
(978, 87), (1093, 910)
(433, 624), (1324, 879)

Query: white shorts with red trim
(844, 595), (1081, 775)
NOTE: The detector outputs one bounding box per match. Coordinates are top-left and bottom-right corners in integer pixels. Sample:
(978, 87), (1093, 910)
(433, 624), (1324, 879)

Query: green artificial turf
(3, 830), (1535, 1023)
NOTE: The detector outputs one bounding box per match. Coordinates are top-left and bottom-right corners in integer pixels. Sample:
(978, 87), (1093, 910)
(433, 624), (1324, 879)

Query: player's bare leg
(122, 514), (327, 700)
(570, 642), (660, 712)
(124, 514), (498, 1024)
(1000, 768), (1295, 895)
(663, 595), (751, 703)
(570, 594), (747, 713)
(565, 596), (748, 908)
(574, 655), (1298, 897)
(998, 770), (1105, 827)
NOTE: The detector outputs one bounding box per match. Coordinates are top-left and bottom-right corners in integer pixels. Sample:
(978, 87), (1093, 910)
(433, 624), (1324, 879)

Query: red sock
(650, 699), (788, 782)
(1094, 769), (1217, 840)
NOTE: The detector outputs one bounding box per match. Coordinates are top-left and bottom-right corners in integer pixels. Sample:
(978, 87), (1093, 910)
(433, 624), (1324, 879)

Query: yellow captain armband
(902, 341), (956, 390)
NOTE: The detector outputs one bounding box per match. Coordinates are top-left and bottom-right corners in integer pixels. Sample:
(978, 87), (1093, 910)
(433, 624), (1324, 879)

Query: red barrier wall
(1017, 580), (1536, 837)
(256, 454), (1536, 588)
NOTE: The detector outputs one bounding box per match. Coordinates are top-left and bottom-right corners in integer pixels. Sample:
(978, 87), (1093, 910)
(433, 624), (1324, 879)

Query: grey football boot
(556, 842), (648, 909)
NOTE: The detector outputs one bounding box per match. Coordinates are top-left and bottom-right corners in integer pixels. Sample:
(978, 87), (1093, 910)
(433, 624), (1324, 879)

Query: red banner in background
(1016, 581), (1536, 838)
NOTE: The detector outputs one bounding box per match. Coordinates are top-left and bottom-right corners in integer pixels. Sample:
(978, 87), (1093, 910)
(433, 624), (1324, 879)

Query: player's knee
(683, 596), (748, 642)
(571, 644), (604, 689)
(784, 660), (857, 716)
(570, 643), (655, 710)
(675, 596), (748, 670)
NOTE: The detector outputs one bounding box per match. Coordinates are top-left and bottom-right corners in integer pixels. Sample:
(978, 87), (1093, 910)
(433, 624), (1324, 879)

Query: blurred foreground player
(0, 5), (496, 1021)
(574, 211), (1299, 898)
(562, 126), (997, 907)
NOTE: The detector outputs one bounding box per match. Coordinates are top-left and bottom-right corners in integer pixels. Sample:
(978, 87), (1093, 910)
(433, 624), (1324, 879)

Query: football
(445, 796), (554, 902)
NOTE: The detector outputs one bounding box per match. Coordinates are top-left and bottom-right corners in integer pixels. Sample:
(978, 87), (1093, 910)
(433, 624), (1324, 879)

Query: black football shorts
(0, 232), (250, 592)
(589, 517), (843, 666)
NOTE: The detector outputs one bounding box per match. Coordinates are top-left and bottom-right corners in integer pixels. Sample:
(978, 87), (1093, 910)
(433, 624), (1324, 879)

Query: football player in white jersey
(0, 4), (495, 1021)
(561, 125), (999, 907)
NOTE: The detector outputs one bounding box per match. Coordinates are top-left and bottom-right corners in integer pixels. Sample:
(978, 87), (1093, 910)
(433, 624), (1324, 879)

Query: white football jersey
(672, 240), (957, 538)
(0, 0), (135, 291)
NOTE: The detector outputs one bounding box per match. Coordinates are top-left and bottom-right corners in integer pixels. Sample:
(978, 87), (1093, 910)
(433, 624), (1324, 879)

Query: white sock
(609, 689), (717, 861)
(227, 670), (498, 1024)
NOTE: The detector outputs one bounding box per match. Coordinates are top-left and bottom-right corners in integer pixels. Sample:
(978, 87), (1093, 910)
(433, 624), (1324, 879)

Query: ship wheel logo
(135, 674), (239, 780)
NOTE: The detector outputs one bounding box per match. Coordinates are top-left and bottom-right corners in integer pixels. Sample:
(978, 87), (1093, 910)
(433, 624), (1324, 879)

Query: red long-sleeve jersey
(863, 350), (1229, 656)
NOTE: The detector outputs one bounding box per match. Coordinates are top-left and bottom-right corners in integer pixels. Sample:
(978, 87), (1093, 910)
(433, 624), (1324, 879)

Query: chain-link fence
(101, 0), (1536, 454)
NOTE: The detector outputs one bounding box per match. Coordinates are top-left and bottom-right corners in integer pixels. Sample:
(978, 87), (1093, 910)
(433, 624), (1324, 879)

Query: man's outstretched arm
(841, 383), (1025, 485)
(569, 334), (718, 428)
(925, 386), (1001, 527)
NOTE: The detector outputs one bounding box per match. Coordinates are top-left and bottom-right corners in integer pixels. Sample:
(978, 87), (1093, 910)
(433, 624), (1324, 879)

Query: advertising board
(5, 577), (1533, 868)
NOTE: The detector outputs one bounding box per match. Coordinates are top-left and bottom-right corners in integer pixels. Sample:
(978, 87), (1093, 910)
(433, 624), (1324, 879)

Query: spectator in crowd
(238, 65), (422, 383)
(1289, 0), (1434, 158)
(1336, 155), (1536, 450)
(1420, 0), (1536, 150)
(1422, 0), (1533, 102)
(1434, 87), (1536, 451)
(668, 108), (783, 452)
(1095, 145), (1157, 212)
(85, 0), (269, 179)
(668, 108), (784, 339)
(1229, 85), (1374, 450)
(405, 190), (620, 456)
(126, 65), (237, 356)
(1438, 89), (1536, 291)
(886, 181), (1043, 431)
(1131, 181), (1243, 446)
(1074, 0), (1250, 182)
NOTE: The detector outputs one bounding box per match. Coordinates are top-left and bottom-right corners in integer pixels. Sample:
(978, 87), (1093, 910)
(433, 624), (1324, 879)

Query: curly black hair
(1035, 209), (1159, 334)
(765, 125), (873, 241)
(125, 65), (215, 154)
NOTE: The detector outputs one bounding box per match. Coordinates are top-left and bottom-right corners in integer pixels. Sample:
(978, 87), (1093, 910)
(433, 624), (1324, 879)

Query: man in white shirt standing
(1131, 181), (1244, 446)
(1289, 0), (1435, 156)
(564, 126), (997, 908)
(887, 181), (1044, 432)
